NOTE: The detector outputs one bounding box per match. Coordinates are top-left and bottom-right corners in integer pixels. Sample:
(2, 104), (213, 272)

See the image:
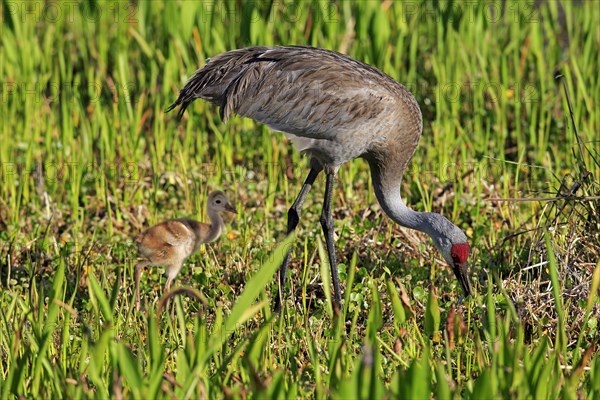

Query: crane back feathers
(168, 46), (416, 125)
(167, 45), (423, 169)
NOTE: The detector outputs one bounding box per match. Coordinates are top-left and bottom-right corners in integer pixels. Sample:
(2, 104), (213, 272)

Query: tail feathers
(165, 90), (193, 121)
(166, 63), (243, 121)
(166, 47), (277, 121)
(165, 99), (180, 114)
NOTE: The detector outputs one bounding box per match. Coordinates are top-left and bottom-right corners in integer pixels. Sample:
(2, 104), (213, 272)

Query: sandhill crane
(134, 190), (236, 310)
(167, 46), (472, 311)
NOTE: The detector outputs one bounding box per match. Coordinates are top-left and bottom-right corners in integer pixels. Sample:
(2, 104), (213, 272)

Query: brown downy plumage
(134, 190), (236, 311)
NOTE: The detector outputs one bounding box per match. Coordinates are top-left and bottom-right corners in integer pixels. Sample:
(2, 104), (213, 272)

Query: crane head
(428, 219), (473, 298)
(450, 243), (472, 297)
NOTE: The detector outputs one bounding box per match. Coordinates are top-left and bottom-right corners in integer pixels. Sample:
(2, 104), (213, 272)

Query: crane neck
(205, 207), (224, 243)
(367, 159), (437, 239)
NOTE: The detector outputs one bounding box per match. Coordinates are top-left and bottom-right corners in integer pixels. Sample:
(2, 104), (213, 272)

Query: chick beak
(452, 262), (472, 298)
(225, 203), (237, 214)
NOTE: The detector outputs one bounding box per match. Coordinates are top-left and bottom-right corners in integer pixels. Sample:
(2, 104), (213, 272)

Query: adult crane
(167, 46), (472, 311)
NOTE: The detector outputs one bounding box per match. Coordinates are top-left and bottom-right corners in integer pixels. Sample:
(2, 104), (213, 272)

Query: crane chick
(134, 190), (236, 310)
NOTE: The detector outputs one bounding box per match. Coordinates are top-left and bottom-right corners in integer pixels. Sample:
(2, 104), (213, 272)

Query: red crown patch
(451, 243), (470, 264)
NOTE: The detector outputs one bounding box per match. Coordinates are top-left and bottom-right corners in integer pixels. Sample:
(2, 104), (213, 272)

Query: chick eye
(216, 200), (221, 204)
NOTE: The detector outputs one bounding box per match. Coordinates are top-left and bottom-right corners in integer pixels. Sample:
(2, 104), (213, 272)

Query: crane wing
(137, 220), (196, 260)
(168, 46), (402, 140)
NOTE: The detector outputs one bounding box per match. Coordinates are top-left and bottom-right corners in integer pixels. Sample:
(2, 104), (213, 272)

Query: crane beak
(452, 262), (472, 298)
(225, 203), (237, 214)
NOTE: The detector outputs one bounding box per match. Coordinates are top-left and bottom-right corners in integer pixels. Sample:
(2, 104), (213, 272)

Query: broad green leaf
(317, 236), (333, 317)
(88, 273), (114, 324)
(545, 234), (566, 356)
(387, 280), (406, 326)
(224, 235), (293, 334)
(424, 288), (440, 340)
(117, 343), (143, 398)
(471, 368), (497, 399)
(435, 362), (452, 399)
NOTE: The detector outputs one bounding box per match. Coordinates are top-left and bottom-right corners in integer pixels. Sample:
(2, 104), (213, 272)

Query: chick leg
(164, 259), (185, 292)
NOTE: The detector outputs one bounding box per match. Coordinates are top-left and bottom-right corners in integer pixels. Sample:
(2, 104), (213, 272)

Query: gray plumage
(168, 46), (472, 311)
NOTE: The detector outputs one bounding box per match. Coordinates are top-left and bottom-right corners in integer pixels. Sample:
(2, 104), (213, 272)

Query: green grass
(1, 0), (599, 398)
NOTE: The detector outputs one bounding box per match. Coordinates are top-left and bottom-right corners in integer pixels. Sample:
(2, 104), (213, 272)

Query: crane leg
(320, 172), (342, 311)
(274, 167), (321, 313)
